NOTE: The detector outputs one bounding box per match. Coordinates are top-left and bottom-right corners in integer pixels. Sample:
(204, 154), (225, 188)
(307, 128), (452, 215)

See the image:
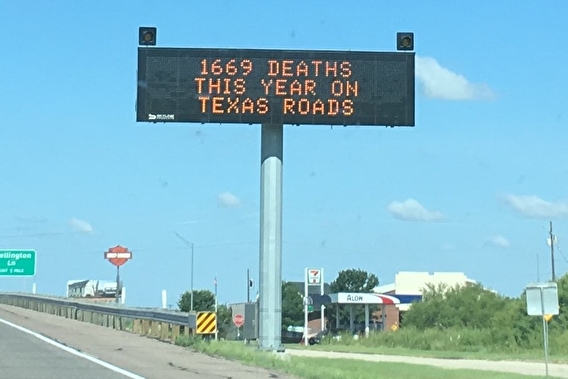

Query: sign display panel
(0, 249), (36, 276)
(526, 282), (559, 316)
(137, 47), (414, 126)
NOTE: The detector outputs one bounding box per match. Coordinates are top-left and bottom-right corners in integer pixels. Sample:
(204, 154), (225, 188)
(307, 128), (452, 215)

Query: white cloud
(217, 192), (242, 208)
(503, 194), (568, 219)
(69, 218), (94, 233)
(387, 198), (444, 222)
(416, 56), (494, 100)
(486, 235), (510, 248)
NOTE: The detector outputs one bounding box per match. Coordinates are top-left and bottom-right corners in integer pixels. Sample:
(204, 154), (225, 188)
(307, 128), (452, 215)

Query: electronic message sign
(136, 48), (414, 126)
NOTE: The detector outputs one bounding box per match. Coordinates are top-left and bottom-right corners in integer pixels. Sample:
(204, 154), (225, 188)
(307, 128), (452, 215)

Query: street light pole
(190, 242), (194, 312)
(174, 232), (194, 312)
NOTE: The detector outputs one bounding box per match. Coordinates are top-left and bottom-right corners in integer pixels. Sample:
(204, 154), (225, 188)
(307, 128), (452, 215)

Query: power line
(0, 231), (71, 239)
(558, 247), (568, 265)
(282, 240), (379, 256)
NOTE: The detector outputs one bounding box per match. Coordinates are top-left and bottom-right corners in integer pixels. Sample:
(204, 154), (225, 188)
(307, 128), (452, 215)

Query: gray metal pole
(321, 268), (325, 332)
(304, 268), (309, 346)
(540, 287), (549, 377)
(115, 266), (120, 304)
(550, 221), (556, 282)
(214, 273), (218, 341)
(247, 269), (250, 303)
(172, 232), (195, 312)
(258, 123), (284, 352)
(191, 243), (194, 312)
(381, 304), (386, 331)
(537, 254), (540, 282)
(364, 304), (370, 338)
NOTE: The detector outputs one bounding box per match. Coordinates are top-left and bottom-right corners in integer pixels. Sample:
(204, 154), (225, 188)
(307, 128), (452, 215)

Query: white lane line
(0, 317), (146, 379)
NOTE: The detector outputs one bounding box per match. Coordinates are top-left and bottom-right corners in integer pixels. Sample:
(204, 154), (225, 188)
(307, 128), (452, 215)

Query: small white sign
(105, 252), (132, 259)
(526, 282), (559, 316)
(307, 268), (321, 285)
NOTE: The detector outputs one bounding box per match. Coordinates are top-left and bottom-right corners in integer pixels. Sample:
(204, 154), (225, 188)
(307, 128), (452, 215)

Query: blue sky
(1, 1), (567, 308)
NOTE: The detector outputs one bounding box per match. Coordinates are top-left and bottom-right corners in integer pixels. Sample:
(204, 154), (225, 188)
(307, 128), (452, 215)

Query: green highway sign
(0, 250), (36, 277)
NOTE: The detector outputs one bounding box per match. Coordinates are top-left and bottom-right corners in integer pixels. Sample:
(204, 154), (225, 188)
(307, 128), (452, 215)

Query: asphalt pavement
(0, 319), (132, 379)
(0, 305), (297, 379)
(5, 302), (565, 379)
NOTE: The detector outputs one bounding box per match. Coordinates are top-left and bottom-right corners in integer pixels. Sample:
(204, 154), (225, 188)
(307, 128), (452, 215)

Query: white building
(374, 271), (477, 311)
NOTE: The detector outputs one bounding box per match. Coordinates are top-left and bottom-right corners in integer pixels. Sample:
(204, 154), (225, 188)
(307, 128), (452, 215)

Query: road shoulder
(0, 304), (297, 379)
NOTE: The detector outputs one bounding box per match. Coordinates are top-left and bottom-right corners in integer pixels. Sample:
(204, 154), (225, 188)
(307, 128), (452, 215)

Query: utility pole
(247, 268), (251, 303)
(214, 274), (218, 341)
(116, 266), (120, 304)
(549, 221), (556, 282)
(174, 232), (195, 312)
(191, 243), (194, 311)
(537, 253), (540, 282)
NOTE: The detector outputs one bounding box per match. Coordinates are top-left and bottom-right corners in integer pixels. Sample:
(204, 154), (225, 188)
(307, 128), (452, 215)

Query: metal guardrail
(0, 292), (197, 343)
(0, 292), (196, 326)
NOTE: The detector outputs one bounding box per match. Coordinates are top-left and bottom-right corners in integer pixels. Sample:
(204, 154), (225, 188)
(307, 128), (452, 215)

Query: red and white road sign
(308, 269), (321, 284)
(233, 314), (245, 328)
(104, 245), (132, 267)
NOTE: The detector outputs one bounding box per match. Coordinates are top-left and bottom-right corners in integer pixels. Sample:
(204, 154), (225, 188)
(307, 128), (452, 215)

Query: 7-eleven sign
(308, 269), (321, 285)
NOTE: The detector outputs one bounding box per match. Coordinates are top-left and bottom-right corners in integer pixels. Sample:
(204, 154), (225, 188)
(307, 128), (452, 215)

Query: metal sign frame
(137, 47), (415, 127)
(525, 281), (560, 377)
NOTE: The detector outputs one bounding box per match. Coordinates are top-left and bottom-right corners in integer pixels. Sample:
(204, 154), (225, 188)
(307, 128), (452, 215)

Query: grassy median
(286, 341), (565, 364)
(175, 337), (552, 379)
(283, 328), (568, 364)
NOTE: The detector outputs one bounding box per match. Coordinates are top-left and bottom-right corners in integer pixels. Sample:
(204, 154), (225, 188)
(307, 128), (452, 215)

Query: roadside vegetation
(174, 337), (549, 379)
(300, 272), (568, 362)
(177, 269), (568, 362)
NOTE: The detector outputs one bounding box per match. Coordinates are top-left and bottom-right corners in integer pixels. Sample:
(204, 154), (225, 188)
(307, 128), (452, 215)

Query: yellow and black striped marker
(196, 311), (217, 334)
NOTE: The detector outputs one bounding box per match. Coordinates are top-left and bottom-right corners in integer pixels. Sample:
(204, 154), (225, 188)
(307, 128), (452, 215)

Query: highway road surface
(0, 305), (296, 379)
(0, 319), (134, 379)
(4, 303), (568, 379)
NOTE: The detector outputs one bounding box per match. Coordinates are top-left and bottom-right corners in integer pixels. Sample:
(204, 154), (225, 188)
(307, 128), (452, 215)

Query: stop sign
(233, 314), (245, 328)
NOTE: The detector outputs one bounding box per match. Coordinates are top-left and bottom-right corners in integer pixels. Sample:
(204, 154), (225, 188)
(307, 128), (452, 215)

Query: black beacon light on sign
(396, 32), (414, 51)
(139, 27), (157, 46)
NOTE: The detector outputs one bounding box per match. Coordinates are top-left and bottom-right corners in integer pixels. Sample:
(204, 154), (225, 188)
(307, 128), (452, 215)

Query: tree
(282, 281), (304, 330)
(402, 282), (510, 330)
(328, 269), (380, 328)
(216, 303), (233, 339)
(217, 303), (232, 325)
(177, 291), (235, 338)
(550, 272), (568, 330)
(177, 289), (215, 312)
(330, 269), (379, 293)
